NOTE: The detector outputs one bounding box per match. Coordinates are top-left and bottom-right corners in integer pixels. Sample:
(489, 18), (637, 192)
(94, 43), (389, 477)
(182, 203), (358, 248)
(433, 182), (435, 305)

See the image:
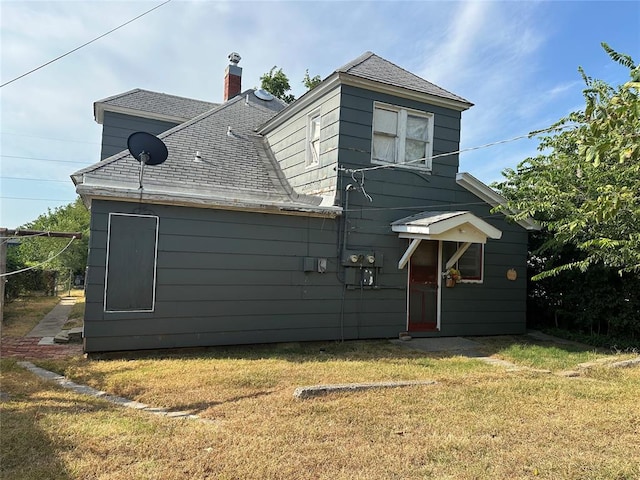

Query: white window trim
(445, 241), (484, 284)
(104, 212), (159, 313)
(372, 102), (434, 171)
(305, 109), (322, 168)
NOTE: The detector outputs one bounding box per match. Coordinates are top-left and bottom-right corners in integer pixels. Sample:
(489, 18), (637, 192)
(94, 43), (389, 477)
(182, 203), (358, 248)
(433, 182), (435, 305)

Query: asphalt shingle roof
(337, 52), (472, 106)
(78, 52), (470, 214)
(76, 91), (327, 211)
(96, 89), (218, 122)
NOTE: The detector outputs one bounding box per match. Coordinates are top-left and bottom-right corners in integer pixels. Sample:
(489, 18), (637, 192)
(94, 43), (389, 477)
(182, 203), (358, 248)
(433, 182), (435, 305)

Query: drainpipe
(339, 183), (357, 341)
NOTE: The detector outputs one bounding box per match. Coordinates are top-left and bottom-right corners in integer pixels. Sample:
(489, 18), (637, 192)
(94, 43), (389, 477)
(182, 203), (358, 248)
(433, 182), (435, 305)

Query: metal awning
(392, 211), (502, 269)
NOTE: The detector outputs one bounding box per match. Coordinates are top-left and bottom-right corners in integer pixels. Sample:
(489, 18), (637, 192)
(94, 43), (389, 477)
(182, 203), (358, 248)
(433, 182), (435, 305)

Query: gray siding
(83, 82), (528, 352)
(264, 86), (341, 198)
(84, 200), (407, 352)
(100, 111), (178, 160)
(333, 85), (527, 336)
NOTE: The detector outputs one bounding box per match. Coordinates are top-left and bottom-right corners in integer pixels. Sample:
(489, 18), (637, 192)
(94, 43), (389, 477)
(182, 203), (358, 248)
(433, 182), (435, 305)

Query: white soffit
(391, 211), (502, 243)
(456, 172), (540, 231)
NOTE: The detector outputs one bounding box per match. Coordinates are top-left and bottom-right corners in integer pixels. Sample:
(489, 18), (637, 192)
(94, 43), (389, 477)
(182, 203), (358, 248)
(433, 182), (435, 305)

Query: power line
(1, 154), (90, 164)
(1, 196), (75, 202)
(0, 131), (99, 145)
(345, 124), (576, 174)
(2, 176), (69, 183)
(0, 236), (77, 277)
(0, 0), (173, 88)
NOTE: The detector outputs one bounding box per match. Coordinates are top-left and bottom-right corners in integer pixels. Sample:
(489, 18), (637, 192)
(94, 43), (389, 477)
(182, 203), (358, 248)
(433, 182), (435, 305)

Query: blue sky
(1, 0), (638, 229)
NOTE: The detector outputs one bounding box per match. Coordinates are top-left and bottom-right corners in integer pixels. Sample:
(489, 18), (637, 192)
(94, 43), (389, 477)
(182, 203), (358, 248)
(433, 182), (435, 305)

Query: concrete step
(53, 327), (83, 344)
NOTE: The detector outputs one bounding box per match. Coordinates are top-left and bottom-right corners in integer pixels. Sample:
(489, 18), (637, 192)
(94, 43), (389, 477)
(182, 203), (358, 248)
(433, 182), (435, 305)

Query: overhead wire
(1, 196), (76, 202)
(0, 131), (100, 145)
(2, 176), (70, 183)
(343, 123), (577, 174)
(0, 0), (173, 88)
(0, 236), (77, 277)
(0, 232), (49, 245)
(2, 154), (91, 164)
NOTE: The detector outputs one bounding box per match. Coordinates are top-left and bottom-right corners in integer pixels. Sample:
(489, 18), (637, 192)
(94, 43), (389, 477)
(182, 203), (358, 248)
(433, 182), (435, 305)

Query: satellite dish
(127, 132), (168, 189)
(127, 132), (168, 166)
(254, 89), (274, 101)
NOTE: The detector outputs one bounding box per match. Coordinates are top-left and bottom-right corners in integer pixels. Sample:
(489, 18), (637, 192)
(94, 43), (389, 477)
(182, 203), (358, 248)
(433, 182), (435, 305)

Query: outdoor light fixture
(366, 255), (376, 264)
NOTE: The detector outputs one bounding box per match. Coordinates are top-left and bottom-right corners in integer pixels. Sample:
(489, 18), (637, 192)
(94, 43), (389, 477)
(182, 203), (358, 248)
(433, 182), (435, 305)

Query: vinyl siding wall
(333, 85), (528, 336)
(264, 86), (341, 198)
(100, 111), (179, 160)
(84, 84), (528, 352)
(84, 200), (408, 352)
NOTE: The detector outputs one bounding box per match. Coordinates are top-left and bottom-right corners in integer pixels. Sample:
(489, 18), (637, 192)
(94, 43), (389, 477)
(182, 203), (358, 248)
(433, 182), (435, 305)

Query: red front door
(408, 241), (439, 331)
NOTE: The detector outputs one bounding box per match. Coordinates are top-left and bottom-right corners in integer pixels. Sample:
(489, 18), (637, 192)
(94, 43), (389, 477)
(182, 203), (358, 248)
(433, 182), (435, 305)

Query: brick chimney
(224, 52), (242, 101)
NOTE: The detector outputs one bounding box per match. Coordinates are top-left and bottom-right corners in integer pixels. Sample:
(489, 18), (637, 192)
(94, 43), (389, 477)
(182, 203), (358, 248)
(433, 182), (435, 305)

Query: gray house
(73, 52), (537, 353)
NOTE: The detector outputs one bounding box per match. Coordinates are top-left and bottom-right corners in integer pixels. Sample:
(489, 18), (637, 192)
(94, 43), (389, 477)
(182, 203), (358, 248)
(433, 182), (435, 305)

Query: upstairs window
(372, 103), (434, 169)
(306, 111), (321, 166)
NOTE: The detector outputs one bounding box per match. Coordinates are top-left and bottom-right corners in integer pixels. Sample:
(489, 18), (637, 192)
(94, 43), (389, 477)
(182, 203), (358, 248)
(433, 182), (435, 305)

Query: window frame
(372, 102), (434, 170)
(305, 109), (322, 167)
(103, 212), (159, 313)
(443, 241), (484, 283)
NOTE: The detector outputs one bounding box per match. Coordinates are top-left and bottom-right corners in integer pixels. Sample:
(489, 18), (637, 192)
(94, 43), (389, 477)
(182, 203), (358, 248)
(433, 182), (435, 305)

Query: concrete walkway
(26, 296), (76, 345)
(390, 337), (521, 369)
(1, 297), (83, 359)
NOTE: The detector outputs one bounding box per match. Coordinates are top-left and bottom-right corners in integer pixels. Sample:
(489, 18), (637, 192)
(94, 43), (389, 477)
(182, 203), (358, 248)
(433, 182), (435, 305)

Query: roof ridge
(336, 51), (375, 73)
(96, 88), (216, 107)
(94, 88), (142, 105)
(366, 54), (468, 103)
(74, 89), (281, 179)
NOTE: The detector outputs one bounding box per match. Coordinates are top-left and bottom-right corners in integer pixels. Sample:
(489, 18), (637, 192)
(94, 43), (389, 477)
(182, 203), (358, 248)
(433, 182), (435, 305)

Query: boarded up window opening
(104, 213), (159, 312)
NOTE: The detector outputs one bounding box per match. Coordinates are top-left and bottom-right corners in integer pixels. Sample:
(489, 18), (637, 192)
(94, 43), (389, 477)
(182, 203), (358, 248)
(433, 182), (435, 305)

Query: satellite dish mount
(127, 132), (168, 190)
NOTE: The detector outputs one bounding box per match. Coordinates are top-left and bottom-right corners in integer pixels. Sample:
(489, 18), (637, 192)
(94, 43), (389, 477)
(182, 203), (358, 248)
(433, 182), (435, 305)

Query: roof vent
(254, 89), (274, 101)
(228, 52), (241, 65)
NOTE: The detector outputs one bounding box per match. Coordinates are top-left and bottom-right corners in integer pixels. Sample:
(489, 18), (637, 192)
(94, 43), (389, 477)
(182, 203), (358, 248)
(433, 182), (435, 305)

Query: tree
(302, 69), (322, 91)
(260, 67), (322, 103)
(14, 197), (90, 276)
(260, 66), (295, 103)
(496, 43), (640, 278)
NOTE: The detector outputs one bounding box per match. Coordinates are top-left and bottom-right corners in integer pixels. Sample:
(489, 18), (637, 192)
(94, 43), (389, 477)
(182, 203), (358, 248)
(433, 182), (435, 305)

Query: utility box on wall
(341, 251), (383, 268)
(342, 251), (383, 288)
(303, 257), (328, 273)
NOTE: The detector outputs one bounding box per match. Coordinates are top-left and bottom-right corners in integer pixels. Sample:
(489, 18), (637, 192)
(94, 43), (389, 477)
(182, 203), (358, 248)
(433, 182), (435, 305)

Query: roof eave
(338, 73), (473, 112)
(257, 73), (342, 134)
(456, 172), (540, 231)
(93, 102), (191, 125)
(74, 183), (341, 219)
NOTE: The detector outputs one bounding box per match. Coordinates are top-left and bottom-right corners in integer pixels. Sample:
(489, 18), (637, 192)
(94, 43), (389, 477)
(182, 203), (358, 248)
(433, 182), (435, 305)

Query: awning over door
(392, 211), (502, 269)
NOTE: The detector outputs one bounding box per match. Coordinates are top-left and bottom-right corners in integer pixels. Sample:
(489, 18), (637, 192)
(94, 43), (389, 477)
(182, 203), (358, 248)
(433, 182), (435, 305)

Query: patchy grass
(1, 295), (60, 337)
(470, 334), (639, 371)
(12, 340), (638, 479)
(472, 335), (601, 371)
(64, 294), (85, 329)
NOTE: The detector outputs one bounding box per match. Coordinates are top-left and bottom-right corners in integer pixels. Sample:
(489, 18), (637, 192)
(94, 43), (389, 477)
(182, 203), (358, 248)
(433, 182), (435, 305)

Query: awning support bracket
(444, 242), (472, 271)
(398, 238), (422, 269)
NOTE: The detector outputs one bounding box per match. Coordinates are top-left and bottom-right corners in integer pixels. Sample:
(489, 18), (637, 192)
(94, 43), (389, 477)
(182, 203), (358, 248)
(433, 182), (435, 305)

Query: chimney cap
(228, 52), (241, 65)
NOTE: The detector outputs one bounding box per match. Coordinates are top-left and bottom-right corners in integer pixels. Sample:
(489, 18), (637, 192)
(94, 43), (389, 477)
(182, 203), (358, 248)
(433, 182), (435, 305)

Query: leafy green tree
(260, 67), (322, 103)
(260, 66), (295, 103)
(302, 69), (322, 91)
(496, 43), (640, 278)
(14, 197), (90, 276)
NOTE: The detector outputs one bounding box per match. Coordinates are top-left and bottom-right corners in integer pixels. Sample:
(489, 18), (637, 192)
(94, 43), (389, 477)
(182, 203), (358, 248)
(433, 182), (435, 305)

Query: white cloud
(1, 0), (638, 228)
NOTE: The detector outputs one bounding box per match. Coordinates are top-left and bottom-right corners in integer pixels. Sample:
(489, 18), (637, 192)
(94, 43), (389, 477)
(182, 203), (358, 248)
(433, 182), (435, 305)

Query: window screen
(104, 213), (159, 312)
